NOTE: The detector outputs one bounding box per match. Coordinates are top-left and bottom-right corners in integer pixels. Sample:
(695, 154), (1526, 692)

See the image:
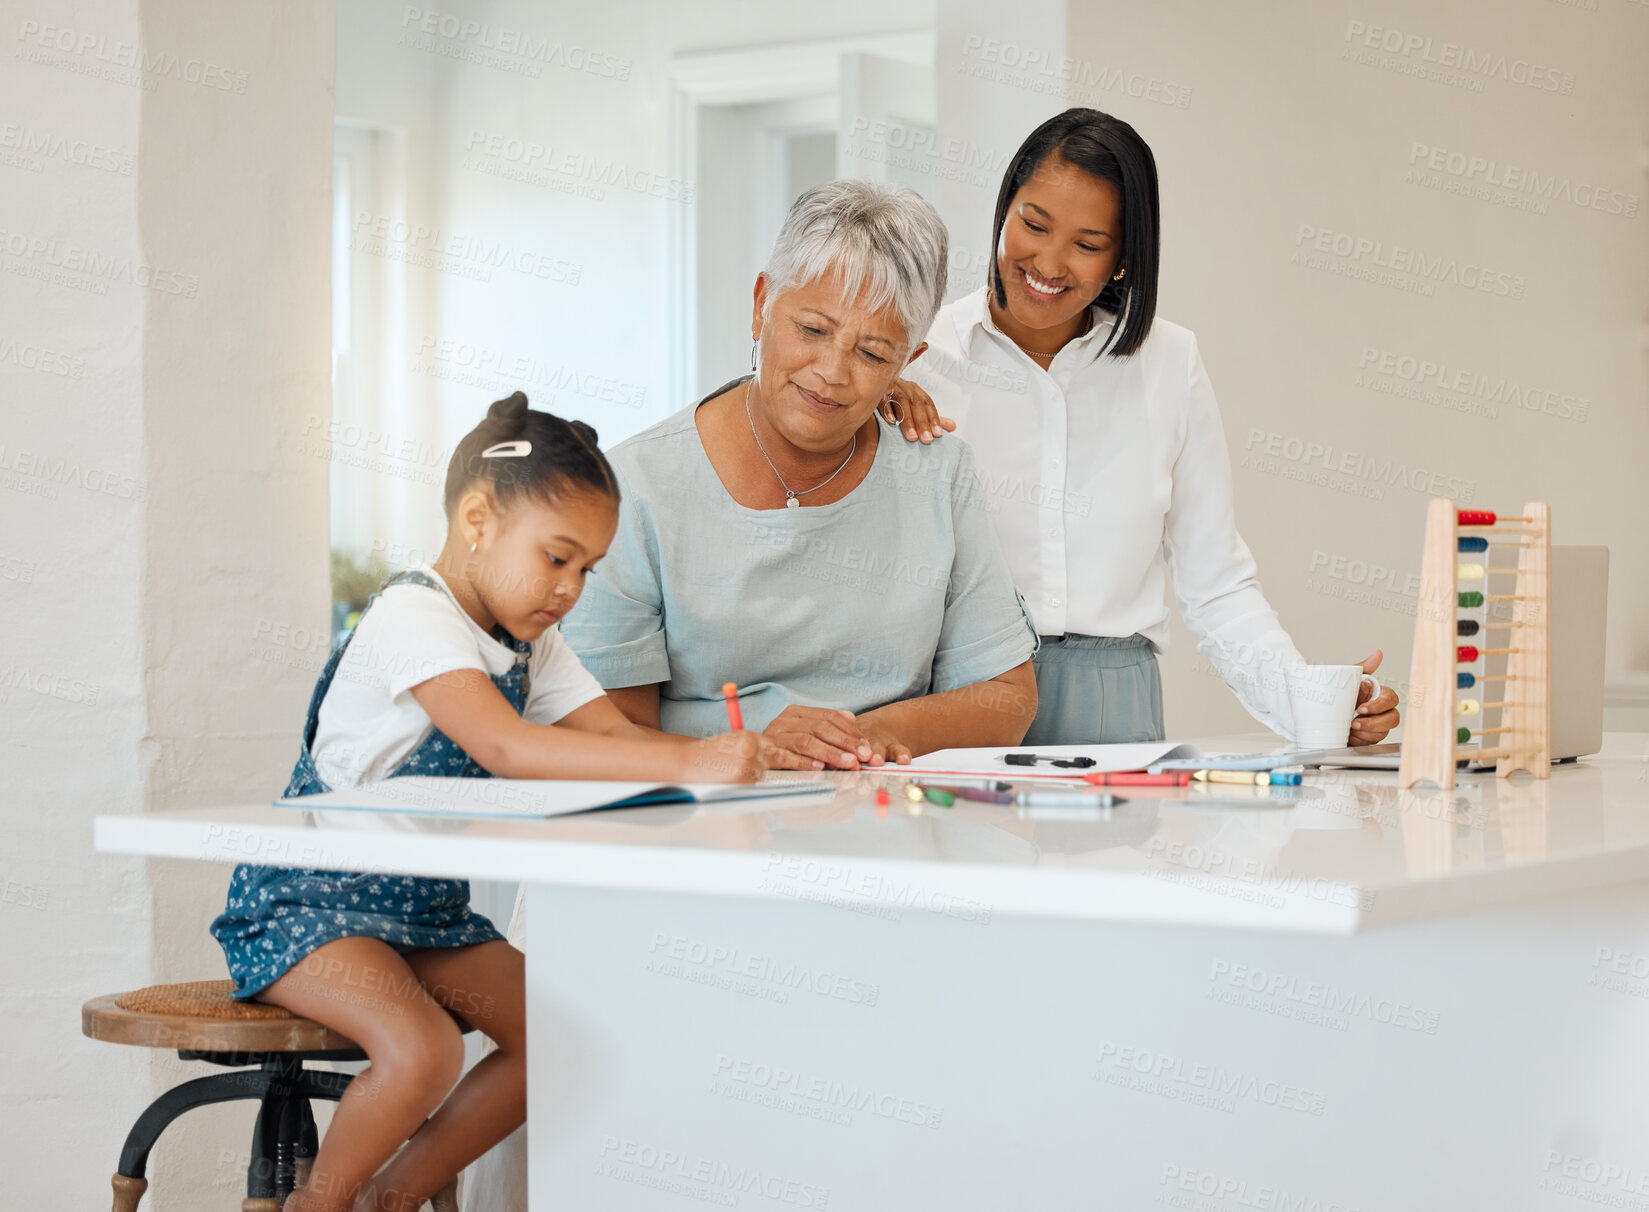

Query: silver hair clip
(481, 440), (532, 458)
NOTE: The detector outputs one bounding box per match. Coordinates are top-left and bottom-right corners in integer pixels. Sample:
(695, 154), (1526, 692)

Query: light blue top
(561, 377), (1039, 737)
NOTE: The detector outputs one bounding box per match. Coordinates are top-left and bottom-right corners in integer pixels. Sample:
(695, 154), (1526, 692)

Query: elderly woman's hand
(854, 715), (914, 766)
(763, 705), (881, 771)
(882, 378), (956, 445)
(1348, 650), (1401, 746)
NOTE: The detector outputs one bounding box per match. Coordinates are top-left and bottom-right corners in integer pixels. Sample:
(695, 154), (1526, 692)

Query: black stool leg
(286, 1069), (460, 1212)
(258, 1065), (359, 1207)
(276, 1089), (306, 1204)
(109, 1068), (271, 1211)
(245, 1059), (298, 1212)
(294, 1096), (318, 1193)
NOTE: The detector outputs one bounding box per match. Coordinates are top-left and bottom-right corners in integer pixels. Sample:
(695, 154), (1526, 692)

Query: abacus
(1397, 500), (1551, 790)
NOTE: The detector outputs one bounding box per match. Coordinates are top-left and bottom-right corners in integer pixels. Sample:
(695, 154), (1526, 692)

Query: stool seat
(82, 980), (465, 1211)
(84, 979), (361, 1055)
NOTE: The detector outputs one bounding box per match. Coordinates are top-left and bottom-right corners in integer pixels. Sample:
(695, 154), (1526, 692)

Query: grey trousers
(1021, 633), (1166, 746)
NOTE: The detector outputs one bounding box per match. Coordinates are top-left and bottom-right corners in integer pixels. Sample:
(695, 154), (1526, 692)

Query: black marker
(1004, 752), (1098, 769)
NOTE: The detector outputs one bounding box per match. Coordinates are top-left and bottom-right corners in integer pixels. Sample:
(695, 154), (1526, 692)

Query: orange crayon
(1082, 772), (1191, 787)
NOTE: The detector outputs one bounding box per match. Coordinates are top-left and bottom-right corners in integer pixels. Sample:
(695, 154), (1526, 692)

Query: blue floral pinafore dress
(211, 570), (512, 999)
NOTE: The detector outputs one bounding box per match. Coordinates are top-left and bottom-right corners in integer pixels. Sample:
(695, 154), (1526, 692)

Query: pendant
(785, 494), (800, 509)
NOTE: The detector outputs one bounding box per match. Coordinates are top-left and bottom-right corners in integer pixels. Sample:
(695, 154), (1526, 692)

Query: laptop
(1313, 544), (1608, 770)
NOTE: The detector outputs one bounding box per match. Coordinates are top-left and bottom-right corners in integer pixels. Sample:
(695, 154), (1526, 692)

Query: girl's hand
(1348, 650), (1401, 746)
(881, 378), (956, 445)
(678, 731), (778, 784)
(763, 705), (874, 770)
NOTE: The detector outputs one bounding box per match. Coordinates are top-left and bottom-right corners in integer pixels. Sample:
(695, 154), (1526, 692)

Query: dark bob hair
(443, 392), (619, 516)
(988, 108), (1161, 358)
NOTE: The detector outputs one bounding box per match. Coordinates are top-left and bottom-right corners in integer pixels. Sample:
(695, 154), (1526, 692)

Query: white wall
(1057, 0), (1649, 737)
(0, 1), (149, 1200)
(0, 3), (335, 1207)
(933, 0), (1065, 301)
(335, 0), (937, 578)
(696, 94), (837, 389)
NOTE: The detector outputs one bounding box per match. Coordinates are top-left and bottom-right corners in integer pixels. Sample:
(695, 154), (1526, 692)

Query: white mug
(1285, 664), (1382, 748)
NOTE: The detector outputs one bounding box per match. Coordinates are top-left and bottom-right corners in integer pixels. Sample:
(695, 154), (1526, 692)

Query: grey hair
(760, 179), (949, 355)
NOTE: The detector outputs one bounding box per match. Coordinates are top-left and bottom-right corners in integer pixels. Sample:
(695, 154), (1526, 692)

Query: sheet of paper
(275, 776), (834, 820)
(1146, 752), (1309, 773)
(894, 742), (1205, 780)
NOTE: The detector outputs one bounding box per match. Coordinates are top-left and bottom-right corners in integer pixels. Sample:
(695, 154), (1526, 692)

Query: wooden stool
(83, 980), (463, 1212)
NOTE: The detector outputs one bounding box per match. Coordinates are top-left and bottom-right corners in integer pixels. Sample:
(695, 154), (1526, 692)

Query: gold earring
(1112, 266), (1126, 282)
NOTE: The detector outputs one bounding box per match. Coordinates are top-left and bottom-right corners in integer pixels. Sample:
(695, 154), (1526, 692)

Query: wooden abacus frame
(1397, 499), (1551, 790)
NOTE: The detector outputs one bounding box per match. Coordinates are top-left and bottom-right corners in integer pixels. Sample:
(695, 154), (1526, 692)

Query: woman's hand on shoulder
(677, 731), (786, 783)
(883, 378), (956, 445)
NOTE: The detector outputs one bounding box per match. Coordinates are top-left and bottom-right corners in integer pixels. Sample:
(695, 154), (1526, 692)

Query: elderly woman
(564, 178), (1039, 768)
(459, 179), (1039, 1212)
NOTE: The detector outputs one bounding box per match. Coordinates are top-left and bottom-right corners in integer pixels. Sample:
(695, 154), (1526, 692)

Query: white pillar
(0, 3), (335, 1206)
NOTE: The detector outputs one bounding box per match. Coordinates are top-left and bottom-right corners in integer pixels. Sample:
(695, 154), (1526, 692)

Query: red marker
(1082, 772), (1191, 787)
(721, 682), (744, 730)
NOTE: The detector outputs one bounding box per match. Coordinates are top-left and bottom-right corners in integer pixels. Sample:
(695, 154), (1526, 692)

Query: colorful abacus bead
(1457, 563), (1486, 580)
(1457, 727), (1472, 744)
(1458, 645), (1480, 662)
(1457, 510), (1497, 526)
(1457, 619), (1480, 637)
(1457, 537), (1489, 553)
(1458, 591), (1484, 608)
(1457, 699), (1481, 716)
(1458, 672), (1475, 688)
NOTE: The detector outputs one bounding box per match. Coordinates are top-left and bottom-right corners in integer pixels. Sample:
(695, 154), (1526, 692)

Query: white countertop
(94, 734), (1649, 934)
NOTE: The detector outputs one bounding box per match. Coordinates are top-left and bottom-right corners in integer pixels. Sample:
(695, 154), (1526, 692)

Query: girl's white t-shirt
(310, 565), (606, 789)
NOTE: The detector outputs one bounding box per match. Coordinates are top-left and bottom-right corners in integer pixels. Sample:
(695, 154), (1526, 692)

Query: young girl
(211, 392), (777, 1212)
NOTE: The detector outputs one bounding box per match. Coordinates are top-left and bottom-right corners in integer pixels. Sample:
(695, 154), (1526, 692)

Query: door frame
(664, 31), (934, 403)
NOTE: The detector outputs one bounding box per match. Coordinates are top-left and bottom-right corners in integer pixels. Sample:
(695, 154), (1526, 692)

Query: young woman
(886, 108), (1401, 746)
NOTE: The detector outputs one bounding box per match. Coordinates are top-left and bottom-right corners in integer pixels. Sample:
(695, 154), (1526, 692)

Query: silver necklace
(744, 379), (856, 509)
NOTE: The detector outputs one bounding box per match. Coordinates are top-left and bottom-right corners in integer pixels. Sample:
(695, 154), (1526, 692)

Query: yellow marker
(1192, 770), (1271, 786)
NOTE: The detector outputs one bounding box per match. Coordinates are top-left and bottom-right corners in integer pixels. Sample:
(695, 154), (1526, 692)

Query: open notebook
(276, 776), (836, 821)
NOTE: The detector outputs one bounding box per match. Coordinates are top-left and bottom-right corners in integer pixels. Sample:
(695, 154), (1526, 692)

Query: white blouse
(904, 288), (1305, 737)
